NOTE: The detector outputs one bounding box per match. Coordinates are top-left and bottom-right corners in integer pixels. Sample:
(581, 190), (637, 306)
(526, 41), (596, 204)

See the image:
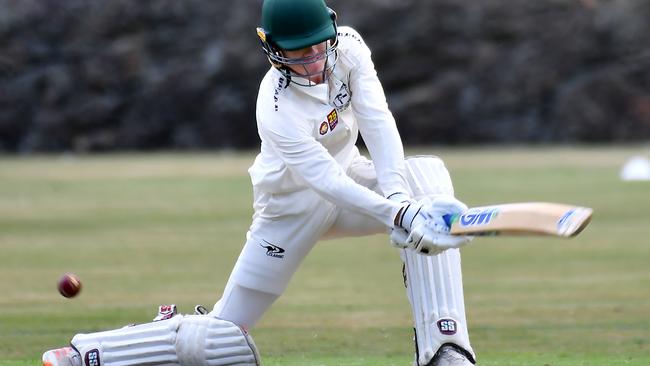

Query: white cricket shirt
(249, 26), (408, 227)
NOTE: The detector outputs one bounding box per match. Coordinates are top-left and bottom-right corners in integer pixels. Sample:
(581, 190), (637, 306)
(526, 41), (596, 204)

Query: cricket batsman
(43, 0), (477, 365)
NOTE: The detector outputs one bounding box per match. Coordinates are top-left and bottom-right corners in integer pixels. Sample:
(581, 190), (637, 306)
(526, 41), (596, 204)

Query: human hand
(387, 192), (413, 249)
(391, 195), (473, 255)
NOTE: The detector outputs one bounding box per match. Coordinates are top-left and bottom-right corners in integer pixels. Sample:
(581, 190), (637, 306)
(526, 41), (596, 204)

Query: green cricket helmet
(256, 0), (339, 86)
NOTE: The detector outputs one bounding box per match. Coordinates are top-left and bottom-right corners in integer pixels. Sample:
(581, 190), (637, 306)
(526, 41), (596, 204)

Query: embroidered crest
(319, 121), (329, 135)
(327, 109), (338, 130)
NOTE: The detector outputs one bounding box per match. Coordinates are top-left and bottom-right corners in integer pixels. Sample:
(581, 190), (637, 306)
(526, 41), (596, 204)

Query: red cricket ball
(58, 273), (82, 298)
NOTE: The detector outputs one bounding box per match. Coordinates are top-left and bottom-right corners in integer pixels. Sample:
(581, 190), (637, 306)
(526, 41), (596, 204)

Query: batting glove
(391, 195), (473, 255)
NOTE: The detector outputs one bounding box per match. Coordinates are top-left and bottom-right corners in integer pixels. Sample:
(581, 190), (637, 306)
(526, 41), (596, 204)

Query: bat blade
(445, 202), (593, 237)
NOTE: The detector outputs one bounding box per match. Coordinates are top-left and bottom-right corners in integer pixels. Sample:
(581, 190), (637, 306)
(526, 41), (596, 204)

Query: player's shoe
(42, 346), (81, 366)
(426, 344), (474, 366)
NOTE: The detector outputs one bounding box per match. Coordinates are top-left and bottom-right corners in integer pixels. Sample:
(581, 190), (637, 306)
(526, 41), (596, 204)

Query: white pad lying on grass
(71, 314), (260, 366)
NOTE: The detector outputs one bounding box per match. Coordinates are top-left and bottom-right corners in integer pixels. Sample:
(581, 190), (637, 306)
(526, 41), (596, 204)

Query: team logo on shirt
(319, 109), (339, 135)
(319, 121), (329, 135)
(332, 82), (351, 110)
(327, 109), (338, 130)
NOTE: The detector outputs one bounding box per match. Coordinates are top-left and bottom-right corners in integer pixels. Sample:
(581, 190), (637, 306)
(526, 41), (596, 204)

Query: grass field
(0, 146), (648, 366)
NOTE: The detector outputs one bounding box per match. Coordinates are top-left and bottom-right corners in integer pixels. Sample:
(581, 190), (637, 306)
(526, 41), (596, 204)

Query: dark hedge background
(1, 0), (649, 152)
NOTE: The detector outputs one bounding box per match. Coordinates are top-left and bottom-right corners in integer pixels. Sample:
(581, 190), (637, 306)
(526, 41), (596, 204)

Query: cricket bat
(443, 202), (593, 237)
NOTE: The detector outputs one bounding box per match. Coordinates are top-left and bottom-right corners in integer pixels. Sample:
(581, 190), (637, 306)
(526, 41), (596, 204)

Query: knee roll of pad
(177, 315), (261, 366)
(404, 156), (454, 198)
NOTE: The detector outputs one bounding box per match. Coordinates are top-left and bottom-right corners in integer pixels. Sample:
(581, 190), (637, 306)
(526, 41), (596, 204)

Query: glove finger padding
(394, 194), (472, 255)
(420, 195), (468, 219)
(390, 227), (410, 249)
(395, 195), (465, 234)
(408, 213), (473, 256)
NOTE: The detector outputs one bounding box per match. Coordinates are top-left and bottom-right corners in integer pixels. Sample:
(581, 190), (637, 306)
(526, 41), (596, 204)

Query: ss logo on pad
(437, 318), (457, 335)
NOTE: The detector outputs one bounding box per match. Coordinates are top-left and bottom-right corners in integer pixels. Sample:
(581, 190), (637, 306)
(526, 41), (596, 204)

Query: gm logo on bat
(458, 208), (499, 227)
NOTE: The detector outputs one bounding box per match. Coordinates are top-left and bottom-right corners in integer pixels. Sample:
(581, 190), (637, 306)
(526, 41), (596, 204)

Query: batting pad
(402, 248), (475, 365)
(401, 156), (475, 365)
(71, 315), (260, 366)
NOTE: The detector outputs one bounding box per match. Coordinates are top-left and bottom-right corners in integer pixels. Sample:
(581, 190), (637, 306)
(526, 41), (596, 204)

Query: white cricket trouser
(213, 156), (386, 327)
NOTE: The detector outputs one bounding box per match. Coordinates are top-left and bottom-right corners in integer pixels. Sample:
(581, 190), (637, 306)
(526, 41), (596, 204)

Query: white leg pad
(71, 315), (260, 366)
(402, 156), (476, 365)
(402, 248), (475, 365)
